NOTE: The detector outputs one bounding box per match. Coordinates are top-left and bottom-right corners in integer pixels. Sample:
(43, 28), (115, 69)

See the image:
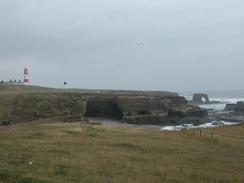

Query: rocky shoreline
(1, 86), (243, 127)
(0, 86), (209, 126)
(187, 94), (244, 125)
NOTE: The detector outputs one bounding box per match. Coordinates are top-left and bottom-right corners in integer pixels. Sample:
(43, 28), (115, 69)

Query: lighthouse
(23, 67), (29, 84)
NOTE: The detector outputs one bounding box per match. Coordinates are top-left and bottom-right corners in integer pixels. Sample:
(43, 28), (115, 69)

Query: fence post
(211, 132), (213, 139)
(200, 130), (202, 137)
(193, 129), (195, 136)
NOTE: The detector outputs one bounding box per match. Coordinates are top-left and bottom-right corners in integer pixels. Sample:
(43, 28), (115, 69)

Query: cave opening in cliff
(85, 99), (123, 119)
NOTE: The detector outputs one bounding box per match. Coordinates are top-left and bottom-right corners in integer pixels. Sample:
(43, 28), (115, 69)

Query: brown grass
(0, 120), (243, 183)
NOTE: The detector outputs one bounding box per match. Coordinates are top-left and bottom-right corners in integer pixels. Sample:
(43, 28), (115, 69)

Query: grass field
(0, 120), (244, 183)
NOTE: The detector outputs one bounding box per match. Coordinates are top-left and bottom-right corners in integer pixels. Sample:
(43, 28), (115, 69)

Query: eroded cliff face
(0, 93), (87, 124)
(0, 92), (208, 125)
(116, 96), (207, 125)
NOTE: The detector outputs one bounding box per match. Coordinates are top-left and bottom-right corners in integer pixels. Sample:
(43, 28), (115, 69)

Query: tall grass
(0, 121), (243, 183)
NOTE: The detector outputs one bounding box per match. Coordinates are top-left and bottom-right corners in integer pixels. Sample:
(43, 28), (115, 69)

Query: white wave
(160, 121), (240, 131)
(209, 97), (244, 103)
(199, 103), (226, 112)
(160, 126), (183, 131)
(222, 122), (240, 126)
(198, 98), (244, 111)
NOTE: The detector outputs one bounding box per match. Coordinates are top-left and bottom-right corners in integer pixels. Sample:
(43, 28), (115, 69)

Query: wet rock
(225, 101), (244, 113)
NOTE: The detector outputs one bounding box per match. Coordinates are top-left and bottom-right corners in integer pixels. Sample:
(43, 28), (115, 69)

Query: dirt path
(0, 124), (21, 135)
(0, 118), (162, 135)
(88, 117), (162, 129)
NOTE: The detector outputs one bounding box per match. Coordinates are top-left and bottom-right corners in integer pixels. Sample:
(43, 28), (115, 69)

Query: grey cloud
(0, 0), (244, 91)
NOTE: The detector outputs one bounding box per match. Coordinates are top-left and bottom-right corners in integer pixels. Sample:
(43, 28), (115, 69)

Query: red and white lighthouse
(23, 67), (29, 84)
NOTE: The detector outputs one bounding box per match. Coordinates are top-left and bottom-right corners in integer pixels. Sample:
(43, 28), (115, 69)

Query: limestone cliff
(0, 91), (208, 125)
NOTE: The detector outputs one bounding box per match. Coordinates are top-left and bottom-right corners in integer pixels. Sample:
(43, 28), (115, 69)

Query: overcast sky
(0, 0), (243, 91)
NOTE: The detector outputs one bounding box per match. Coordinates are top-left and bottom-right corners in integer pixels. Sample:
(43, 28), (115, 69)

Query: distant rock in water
(225, 104), (237, 111)
(225, 101), (244, 113)
(192, 93), (210, 104)
(189, 93), (221, 105)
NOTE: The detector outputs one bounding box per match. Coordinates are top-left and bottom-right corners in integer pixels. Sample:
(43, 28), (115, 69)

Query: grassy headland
(0, 85), (243, 182)
(0, 119), (243, 183)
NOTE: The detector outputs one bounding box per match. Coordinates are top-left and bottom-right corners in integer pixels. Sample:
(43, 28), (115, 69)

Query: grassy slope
(0, 85), (60, 94)
(0, 120), (243, 183)
(0, 84), (178, 96)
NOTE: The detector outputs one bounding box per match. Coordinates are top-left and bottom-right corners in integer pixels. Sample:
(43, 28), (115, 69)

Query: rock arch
(192, 94), (210, 104)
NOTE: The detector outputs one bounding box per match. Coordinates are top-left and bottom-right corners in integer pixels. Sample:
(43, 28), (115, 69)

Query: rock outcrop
(0, 92), (208, 125)
(225, 102), (244, 113)
(192, 94), (210, 104)
(0, 93), (87, 125)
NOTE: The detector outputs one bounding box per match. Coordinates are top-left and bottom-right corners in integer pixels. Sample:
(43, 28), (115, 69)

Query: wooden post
(193, 129), (195, 136)
(211, 132), (213, 139)
(200, 130), (202, 137)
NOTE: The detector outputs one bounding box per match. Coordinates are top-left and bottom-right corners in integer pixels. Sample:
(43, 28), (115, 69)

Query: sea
(161, 90), (244, 131)
(181, 90), (244, 112)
